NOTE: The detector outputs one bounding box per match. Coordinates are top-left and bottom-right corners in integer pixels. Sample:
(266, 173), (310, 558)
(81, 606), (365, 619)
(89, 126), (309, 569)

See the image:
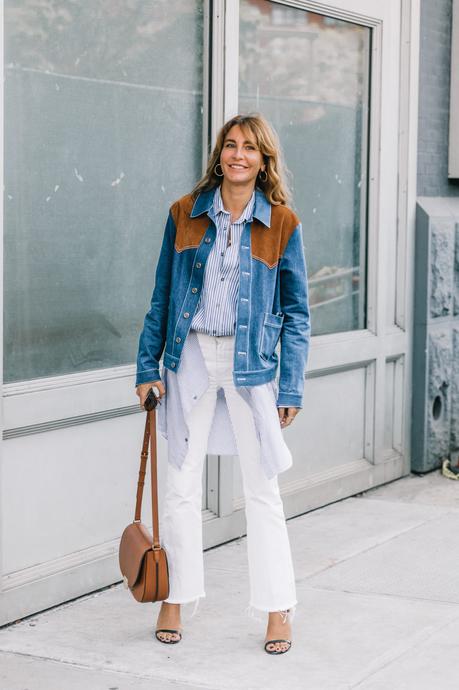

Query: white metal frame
(213, 0), (420, 524)
(223, 0), (411, 467)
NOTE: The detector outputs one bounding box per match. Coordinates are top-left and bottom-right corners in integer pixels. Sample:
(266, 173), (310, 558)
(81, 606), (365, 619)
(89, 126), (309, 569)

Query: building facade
(411, 0), (459, 473)
(1, 0), (457, 624)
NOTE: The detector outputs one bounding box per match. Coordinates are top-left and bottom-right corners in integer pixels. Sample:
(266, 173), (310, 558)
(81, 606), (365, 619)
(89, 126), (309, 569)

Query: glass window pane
(239, 0), (370, 336)
(4, 0), (204, 383)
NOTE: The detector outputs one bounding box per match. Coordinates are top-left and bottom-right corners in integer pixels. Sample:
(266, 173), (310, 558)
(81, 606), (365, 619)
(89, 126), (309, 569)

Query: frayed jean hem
(245, 602), (297, 623)
(161, 593), (206, 618)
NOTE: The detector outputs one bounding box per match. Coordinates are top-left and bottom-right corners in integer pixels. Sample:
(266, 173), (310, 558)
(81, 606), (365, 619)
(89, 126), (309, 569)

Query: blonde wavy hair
(191, 113), (292, 206)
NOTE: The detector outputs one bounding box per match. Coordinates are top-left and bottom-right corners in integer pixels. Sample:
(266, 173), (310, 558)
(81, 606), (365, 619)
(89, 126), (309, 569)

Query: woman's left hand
(278, 407), (300, 428)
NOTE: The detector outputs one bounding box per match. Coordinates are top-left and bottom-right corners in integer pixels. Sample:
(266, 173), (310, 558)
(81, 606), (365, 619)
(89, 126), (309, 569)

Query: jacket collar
(190, 185), (271, 228)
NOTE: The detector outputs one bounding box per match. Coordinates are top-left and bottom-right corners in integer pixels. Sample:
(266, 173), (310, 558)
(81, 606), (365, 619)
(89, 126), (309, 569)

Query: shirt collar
(213, 184), (255, 224)
(190, 185), (272, 228)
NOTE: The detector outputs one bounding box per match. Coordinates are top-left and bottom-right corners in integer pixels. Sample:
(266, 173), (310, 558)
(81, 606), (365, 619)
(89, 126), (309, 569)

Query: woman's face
(219, 124), (265, 187)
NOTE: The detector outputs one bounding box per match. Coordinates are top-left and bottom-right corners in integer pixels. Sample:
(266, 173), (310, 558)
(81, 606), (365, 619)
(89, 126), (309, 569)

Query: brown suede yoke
(252, 204), (300, 268)
(170, 194), (208, 252)
(170, 192), (300, 269)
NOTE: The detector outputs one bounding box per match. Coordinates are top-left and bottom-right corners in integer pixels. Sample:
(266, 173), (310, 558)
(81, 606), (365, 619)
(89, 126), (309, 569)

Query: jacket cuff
(276, 392), (303, 408)
(135, 368), (161, 387)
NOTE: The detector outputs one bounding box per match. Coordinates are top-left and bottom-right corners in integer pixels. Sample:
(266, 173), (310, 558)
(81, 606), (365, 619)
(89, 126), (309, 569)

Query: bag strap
(134, 410), (161, 549)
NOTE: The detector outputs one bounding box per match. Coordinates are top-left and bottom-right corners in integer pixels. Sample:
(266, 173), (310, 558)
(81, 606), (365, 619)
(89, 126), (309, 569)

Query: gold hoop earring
(258, 169), (268, 182)
(214, 163), (224, 177)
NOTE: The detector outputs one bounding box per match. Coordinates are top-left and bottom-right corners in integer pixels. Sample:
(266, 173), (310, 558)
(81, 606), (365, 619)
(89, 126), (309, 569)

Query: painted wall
(417, 0), (459, 196)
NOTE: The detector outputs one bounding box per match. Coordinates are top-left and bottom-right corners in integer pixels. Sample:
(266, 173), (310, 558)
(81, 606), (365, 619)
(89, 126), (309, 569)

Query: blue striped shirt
(190, 184), (255, 336)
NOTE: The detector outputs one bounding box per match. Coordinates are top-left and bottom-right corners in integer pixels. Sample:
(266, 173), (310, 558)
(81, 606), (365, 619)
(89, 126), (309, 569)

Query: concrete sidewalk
(1, 471), (458, 690)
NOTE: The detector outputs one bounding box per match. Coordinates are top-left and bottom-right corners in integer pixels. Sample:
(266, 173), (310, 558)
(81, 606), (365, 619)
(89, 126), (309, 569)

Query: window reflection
(4, 0), (204, 383)
(239, 0), (370, 335)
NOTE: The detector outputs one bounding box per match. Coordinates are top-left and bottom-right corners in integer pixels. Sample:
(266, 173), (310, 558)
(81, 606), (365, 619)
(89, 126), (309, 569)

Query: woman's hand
(278, 407), (300, 428)
(136, 380), (166, 409)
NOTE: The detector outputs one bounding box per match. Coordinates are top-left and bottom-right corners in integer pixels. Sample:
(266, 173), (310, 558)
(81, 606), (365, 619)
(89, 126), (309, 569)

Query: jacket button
(196, 262), (202, 268)
(205, 237), (211, 243)
(176, 336), (181, 343)
(183, 312), (190, 318)
(191, 287), (198, 293)
(171, 362), (176, 368)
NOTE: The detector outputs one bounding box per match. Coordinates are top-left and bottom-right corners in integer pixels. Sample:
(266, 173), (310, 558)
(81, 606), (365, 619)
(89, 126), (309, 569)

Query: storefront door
(203, 0), (416, 546)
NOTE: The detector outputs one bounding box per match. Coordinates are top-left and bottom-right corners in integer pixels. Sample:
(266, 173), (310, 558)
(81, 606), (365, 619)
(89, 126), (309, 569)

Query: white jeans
(160, 331), (297, 619)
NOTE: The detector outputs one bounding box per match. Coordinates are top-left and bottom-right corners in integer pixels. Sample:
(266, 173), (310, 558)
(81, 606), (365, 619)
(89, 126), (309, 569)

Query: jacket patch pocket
(258, 312), (284, 361)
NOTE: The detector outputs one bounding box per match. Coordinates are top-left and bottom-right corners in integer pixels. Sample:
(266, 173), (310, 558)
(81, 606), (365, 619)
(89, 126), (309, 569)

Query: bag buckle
(152, 543), (162, 551)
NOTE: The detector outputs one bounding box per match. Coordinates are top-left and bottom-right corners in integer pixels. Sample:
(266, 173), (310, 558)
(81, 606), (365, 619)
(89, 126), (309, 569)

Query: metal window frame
(2, 1), (215, 435)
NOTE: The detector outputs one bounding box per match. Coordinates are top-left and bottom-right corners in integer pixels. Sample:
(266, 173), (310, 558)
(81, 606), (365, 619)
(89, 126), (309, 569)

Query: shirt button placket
(237, 229), (250, 371)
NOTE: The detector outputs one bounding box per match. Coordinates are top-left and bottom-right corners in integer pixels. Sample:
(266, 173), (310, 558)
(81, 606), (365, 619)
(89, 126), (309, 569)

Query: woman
(135, 113), (311, 655)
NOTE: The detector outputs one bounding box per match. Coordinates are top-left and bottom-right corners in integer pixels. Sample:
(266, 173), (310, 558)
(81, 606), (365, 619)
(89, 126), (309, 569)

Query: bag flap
(119, 522), (153, 587)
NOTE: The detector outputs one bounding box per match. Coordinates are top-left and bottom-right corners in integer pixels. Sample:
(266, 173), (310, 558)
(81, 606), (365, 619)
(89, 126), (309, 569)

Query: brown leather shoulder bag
(118, 397), (170, 602)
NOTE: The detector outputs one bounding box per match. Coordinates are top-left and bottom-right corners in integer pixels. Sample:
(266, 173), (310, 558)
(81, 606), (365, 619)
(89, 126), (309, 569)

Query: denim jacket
(135, 185), (311, 408)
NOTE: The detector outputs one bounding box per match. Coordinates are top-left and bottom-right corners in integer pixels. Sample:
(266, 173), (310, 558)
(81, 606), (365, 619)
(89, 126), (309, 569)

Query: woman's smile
(220, 124), (265, 184)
